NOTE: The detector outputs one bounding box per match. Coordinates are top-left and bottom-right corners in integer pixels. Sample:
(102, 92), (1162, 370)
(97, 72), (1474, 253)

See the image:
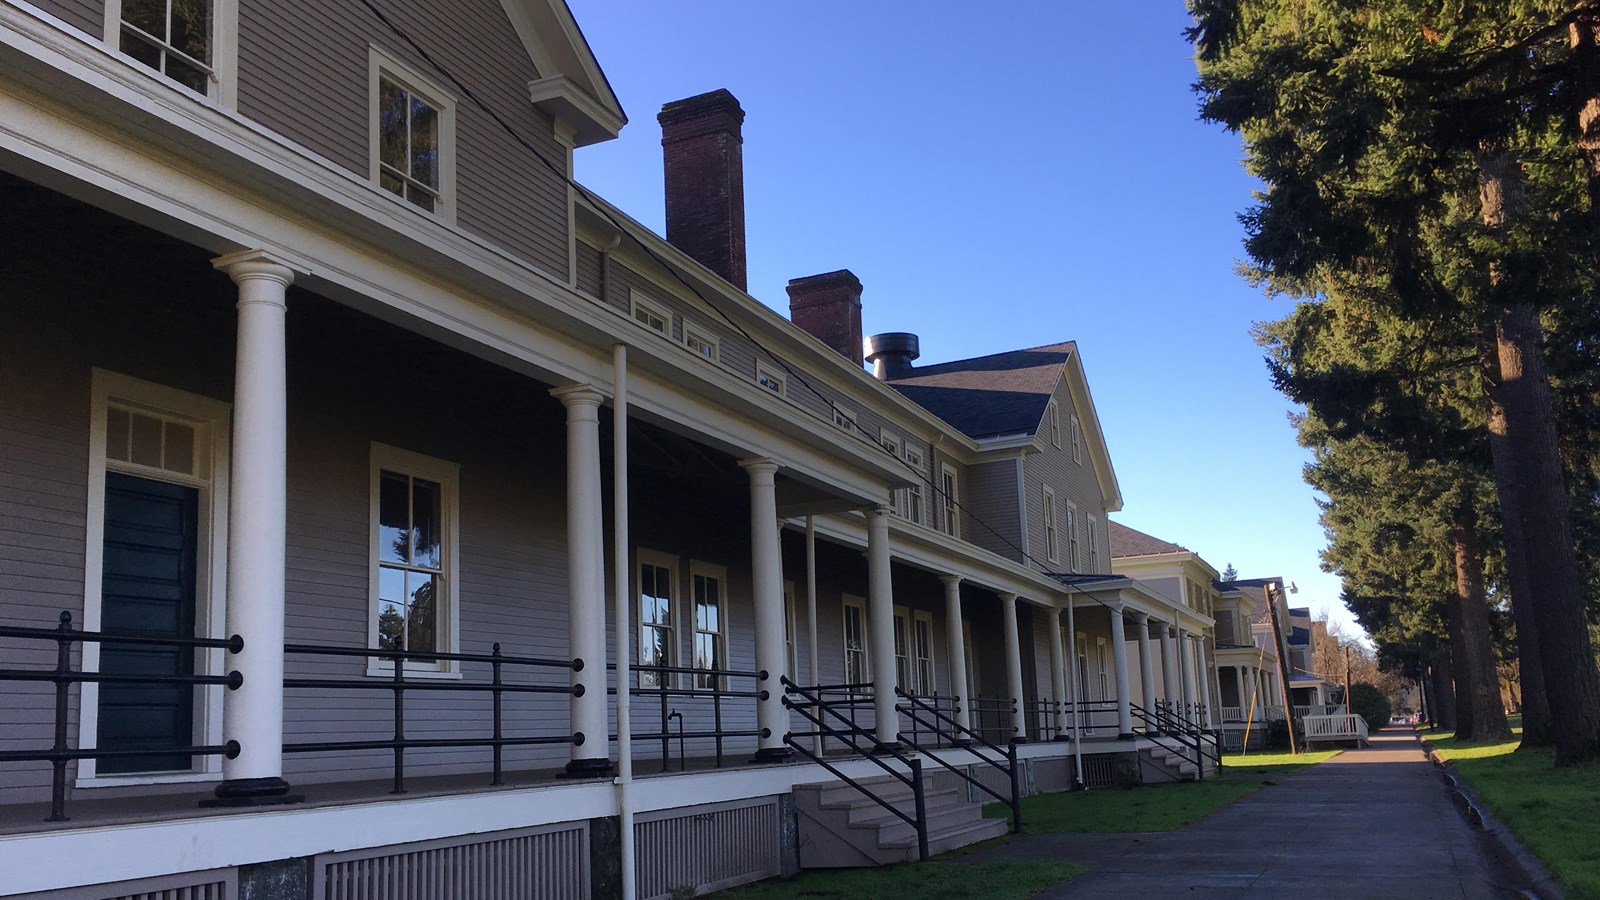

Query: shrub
(1350, 682), (1391, 730)
(1266, 717), (1291, 750)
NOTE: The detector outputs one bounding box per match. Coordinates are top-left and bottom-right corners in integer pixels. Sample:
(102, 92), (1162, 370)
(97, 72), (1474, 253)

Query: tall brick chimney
(659, 89), (747, 291)
(787, 270), (865, 367)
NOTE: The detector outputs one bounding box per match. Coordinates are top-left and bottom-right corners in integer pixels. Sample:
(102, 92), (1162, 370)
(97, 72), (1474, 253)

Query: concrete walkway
(962, 727), (1519, 899)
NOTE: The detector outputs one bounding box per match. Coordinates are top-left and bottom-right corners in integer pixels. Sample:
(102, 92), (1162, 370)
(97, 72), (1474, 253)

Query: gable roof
(504, 0), (627, 146)
(1109, 521), (1188, 558)
(885, 342), (1074, 439)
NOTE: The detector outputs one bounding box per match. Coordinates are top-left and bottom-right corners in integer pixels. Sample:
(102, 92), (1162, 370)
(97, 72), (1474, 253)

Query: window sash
(843, 601), (868, 686)
(638, 561), (675, 687)
(693, 572), (724, 689)
(912, 615), (935, 695)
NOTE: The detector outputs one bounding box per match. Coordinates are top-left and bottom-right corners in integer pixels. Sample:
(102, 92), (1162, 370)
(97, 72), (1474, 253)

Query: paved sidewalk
(961, 728), (1519, 899)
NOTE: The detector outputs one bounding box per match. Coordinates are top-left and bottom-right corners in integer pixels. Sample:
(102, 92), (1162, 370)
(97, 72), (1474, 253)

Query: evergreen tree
(1192, 0), (1600, 764)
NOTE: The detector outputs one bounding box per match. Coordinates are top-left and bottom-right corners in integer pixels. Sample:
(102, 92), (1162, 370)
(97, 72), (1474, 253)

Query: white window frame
(892, 605), (913, 692)
(755, 362), (787, 397)
(78, 370), (231, 787)
(1066, 502), (1080, 571)
(842, 594), (870, 688)
(1042, 486), (1059, 563)
(1070, 414), (1083, 464)
(1096, 637), (1110, 701)
(831, 403), (858, 435)
(636, 548), (681, 688)
(939, 463), (960, 538)
(783, 579), (799, 682)
(105, 0), (239, 106)
(368, 47), (457, 220)
(689, 560), (729, 689)
(368, 443), (461, 678)
(1048, 401), (1061, 448)
(1076, 633), (1092, 731)
(682, 321), (720, 363)
(912, 610), (936, 696)
(1088, 514), (1102, 572)
(881, 431), (909, 520)
(903, 446), (925, 525)
(629, 289), (672, 337)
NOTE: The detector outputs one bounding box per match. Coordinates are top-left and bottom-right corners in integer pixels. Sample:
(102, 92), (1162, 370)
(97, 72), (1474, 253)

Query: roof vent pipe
(865, 332), (920, 381)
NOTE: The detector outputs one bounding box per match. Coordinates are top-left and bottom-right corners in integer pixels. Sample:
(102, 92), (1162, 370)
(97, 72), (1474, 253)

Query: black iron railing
(895, 688), (1022, 835)
(0, 611), (243, 821)
(782, 678), (930, 862)
(1130, 702), (1222, 781)
(1060, 699), (1119, 737)
(613, 662), (764, 771)
(282, 643), (579, 794)
(898, 692), (961, 748)
(967, 695), (1017, 746)
(1022, 698), (1059, 742)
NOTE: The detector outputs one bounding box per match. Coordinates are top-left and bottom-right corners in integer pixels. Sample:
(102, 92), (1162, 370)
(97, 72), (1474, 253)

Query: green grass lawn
(708, 859), (1084, 899)
(980, 749), (1340, 833)
(1421, 722), (1600, 899)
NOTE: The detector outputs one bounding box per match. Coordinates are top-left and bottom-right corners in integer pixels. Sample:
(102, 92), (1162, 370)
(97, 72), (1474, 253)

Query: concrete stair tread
(880, 815), (1009, 853)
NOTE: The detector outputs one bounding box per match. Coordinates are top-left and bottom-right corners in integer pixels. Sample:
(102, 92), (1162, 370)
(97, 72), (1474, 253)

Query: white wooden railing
(1302, 712), (1368, 743)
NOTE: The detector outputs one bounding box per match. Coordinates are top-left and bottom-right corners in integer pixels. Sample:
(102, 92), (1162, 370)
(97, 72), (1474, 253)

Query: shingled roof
(1109, 521), (1189, 558)
(884, 342), (1075, 439)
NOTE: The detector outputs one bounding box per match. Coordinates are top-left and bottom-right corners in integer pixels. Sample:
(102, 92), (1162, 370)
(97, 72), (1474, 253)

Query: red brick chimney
(658, 89), (747, 291)
(787, 270), (864, 367)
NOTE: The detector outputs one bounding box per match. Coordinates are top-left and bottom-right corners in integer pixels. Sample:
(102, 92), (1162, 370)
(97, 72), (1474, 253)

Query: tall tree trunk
(1478, 150), (1600, 765)
(1433, 652), (1458, 732)
(1570, 14), (1600, 255)
(1476, 323), (1554, 747)
(1421, 667), (1436, 729)
(1448, 513), (1513, 741)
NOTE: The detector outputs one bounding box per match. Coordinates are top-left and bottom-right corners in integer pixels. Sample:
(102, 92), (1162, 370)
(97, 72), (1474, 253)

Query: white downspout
(1065, 594), (1084, 787)
(806, 516), (822, 757)
(611, 344), (635, 900)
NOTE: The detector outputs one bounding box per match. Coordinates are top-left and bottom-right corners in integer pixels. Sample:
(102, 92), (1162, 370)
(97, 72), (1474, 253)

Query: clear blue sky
(566, 0), (1359, 634)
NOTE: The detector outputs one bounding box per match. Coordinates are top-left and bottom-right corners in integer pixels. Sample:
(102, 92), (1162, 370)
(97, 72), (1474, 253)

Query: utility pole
(1266, 581), (1300, 755)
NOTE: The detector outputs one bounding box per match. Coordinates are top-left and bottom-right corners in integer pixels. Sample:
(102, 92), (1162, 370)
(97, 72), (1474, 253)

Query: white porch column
(1179, 629), (1199, 728)
(1133, 611), (1157, 721)
(1108, 605), (1134, 738)
(940, 575), (971, 733)
(1196, 637), (1214, 728)
(1235, 666), (1248, 713)
(1047, 606), (1068, 740)
(865, 505), (900, 748)
(1160, 626), (1179, 725)
(211, 250), (294, 804)
(1000, 593), (1026, 742)
(553, 385), (611, 776)
(740, 459), (791, 761)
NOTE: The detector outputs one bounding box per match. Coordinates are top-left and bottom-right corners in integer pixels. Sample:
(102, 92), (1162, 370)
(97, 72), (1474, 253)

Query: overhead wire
(355, 0), (1169, 625)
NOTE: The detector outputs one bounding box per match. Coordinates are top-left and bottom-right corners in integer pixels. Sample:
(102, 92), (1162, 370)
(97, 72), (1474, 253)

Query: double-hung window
(842, 596), (869, 687)
(371, 445), (458, 673)
(940, 465), (959, 538)
(912, 612), (935, 695)
(892, 607), (912, 691)
(1066, 503), (1079, 570)
(1095, 638), (1110, 701)
(1042, 487), (1059, 562)
(372, 50), (454, 216)
(1048, 402), (1061, 448)
(903, 447), (924, 525)
(637, 551), (677, 688)
(1071, 415), (1083, 464)
(691, 563), (727, 689)
(111, 0), (228, 98)
(1088, 515), (1102, 572)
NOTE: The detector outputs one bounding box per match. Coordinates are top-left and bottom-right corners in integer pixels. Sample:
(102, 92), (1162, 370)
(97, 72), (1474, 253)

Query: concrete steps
(1139, 743), (1200, 782)
(793, 773), (1009, 868)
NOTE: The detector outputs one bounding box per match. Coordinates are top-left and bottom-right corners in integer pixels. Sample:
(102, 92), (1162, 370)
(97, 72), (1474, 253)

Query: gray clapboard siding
(1024, 376), (1111, 573)
(28, 0), (100, 36)
(963, 459), (1020, 561)
(236, 0), (571, 280)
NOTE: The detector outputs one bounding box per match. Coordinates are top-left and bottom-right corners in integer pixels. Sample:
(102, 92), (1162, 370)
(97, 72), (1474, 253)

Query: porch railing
(0, 611), (243, 821)
(1130, 701), (1221, 782)
(282, 642), (579, 794)
(782, 678), (930, 862)
(967, 695), (1017, 745)
(895, 688), (1022, 835)
(898, 692), (961, 748)
(1303, 712), (1369, 743)
(613, 662), (764, 771)
(1022, 698), (1058, 743)
(1060, 699), (1119, 736)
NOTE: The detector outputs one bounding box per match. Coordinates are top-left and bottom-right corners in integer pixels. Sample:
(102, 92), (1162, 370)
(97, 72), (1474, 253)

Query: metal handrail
(0, 611), (243, 821)
(611, 662), (764, 771)
(781, 677), (929, 862)
(283, 642), (579, 793)
(895, 688), (1022, 834)
(1131, 702), (1222, 780)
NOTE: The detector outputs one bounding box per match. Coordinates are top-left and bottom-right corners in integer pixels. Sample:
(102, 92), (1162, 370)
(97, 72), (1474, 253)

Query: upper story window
(630, 290), (671, 336)
(939, 464), (959, 538)
(683, 323), (719, 362)
(370, 444), (459, 674)
(1042, 487), (1059, 562)
(903, 446), (925, 525)
(1048, 402), (1061, 448)
(1071, 415), (1083, 464)
(1066, 503), (1079, 570)
(370, 49), (454, 217)
(109, 0), (235, 101)
(832, 403), (858, 434)
(756, 362), (787, 397)
(1087, 514), (1102, 572)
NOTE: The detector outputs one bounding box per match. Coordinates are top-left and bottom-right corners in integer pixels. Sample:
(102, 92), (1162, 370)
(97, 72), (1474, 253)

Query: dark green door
(97, 472), (199, 774)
